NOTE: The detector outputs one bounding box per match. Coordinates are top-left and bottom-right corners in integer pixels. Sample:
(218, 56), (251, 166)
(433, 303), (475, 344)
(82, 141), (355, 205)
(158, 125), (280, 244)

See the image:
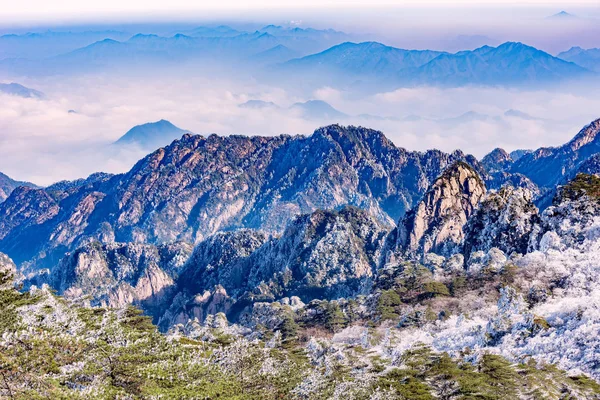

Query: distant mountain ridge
(281, 41), (445, 76)
(0, 82), (45, 98)
(558, 46), (600, 72)
(276, 41), (593, 88)
(114, 119), (192, 150)
(2, 33), (595, 89)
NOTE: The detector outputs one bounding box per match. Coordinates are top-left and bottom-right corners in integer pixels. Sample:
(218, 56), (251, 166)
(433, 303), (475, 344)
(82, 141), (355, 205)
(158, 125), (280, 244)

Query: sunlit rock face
(394, 161), (487, 260)
(50, 241), (192, 313)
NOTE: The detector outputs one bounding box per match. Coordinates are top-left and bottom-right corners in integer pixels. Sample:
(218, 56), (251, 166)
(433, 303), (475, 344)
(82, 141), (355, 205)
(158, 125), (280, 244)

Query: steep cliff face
(394, 162), (487, 259)
(0, 125), (479, 270)
(50, 241), (193, 312)
(159, 206), (389, 327)
(462, 186), (540, 258)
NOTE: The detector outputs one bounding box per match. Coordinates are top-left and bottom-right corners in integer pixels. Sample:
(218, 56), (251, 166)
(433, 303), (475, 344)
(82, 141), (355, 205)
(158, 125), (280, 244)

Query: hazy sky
(1, 0), (599, 185)
(2, 0), (599, 23)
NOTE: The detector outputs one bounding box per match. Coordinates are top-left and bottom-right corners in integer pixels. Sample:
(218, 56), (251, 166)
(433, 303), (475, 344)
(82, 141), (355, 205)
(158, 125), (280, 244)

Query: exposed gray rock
(393, 161), (487, 260)
(511, 118), (600, 190)
(50, 241), (193, 313)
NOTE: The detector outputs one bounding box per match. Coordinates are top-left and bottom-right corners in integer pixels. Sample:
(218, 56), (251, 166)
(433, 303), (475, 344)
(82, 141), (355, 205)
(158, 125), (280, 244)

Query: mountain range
(5, 118), (600, 273)
(3, 117), (600, 395)
(0, 125), (481, 271)
(1, 31), (596, 89)
(274, 41), (593, 88)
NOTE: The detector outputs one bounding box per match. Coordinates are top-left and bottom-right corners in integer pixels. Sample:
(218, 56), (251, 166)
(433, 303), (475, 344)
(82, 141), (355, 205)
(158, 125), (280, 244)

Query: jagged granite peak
(0, 124), (480, 270)
(511, 118), (600, 189)
(463, 186), (540, 258)
(481, 147), (513, 173)
(161, 206), (389, 326)
(394, 161), (487, 259)
(50, 240), (193, 312)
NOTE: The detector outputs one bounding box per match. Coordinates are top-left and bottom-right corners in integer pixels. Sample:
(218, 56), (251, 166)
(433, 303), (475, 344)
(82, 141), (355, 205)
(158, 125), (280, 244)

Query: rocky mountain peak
(395, 161), (487, 259)
(159, 206), (389, 326)
(509, 117), (600, 191)
(481, 147), (513, 173)
(567, 118), (600, 152)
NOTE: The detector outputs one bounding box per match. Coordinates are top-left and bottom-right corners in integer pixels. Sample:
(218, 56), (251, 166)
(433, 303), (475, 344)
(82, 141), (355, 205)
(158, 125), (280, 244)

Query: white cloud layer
(0, 75), (599, 186)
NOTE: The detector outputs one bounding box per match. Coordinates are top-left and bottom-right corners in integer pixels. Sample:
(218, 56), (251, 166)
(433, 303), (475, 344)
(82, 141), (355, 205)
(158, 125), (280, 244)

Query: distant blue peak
(129, 33), (159, 40)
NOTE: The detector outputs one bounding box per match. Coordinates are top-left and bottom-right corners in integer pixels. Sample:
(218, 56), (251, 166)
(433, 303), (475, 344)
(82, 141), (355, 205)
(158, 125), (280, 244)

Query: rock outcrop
(0, 252), (16, 289)
(463, 186), (540, 258)
(532, 174), (600, 250)
(394, 161), (487, 259)
(50, 241), (193, 313)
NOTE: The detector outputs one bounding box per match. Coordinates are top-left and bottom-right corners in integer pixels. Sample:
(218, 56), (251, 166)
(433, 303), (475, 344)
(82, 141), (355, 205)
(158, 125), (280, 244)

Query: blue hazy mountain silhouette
(282, 41), (445, 76)
(115, 119), (192, 150)
(558, 47), (600, 72)
(409, 42), (590, 85)
(239, 100), (281, 109)
(248, 44), (300, 65)
(0, 83), (45, 99)
(0, 30), (128, 59)
(278, 41), (592, 87)
(1, 31), (594, 88)
(289, 100), (348, 120)
(546, 11), (578, 20)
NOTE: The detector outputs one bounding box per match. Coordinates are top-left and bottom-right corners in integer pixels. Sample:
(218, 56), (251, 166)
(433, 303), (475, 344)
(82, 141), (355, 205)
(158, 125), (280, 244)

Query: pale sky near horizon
(1, 0), (598, 23)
